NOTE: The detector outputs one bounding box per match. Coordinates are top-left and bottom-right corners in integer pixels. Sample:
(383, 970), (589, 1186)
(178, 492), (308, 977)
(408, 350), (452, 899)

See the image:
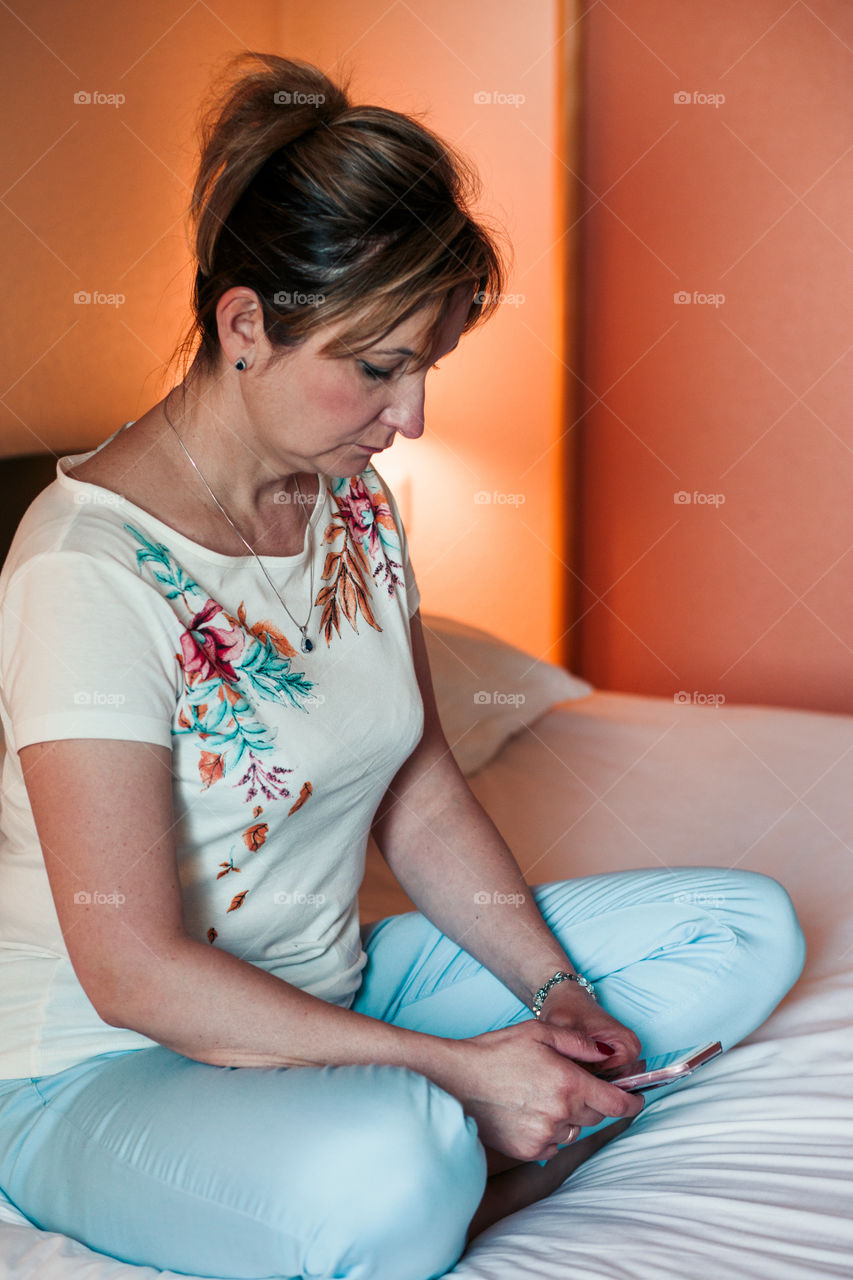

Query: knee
(318, 1066), (486, 1280)
(732, 870), (806, 984)
(714, 870), (806, 1030)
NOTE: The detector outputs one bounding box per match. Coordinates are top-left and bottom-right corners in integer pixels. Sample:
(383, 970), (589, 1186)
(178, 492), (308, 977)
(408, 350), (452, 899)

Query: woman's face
(236, 286), (472, 480)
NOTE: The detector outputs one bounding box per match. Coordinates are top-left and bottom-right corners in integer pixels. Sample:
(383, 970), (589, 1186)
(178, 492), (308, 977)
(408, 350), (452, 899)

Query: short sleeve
(0, 551), (182, 750)
(371, 468), (420, 617)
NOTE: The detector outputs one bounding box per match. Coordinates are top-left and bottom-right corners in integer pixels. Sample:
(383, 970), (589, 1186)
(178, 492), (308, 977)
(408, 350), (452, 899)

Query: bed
(1, 609), (852, 1280)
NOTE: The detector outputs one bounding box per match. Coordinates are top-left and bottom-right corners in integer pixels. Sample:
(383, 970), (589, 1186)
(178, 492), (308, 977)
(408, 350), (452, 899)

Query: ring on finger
(561, 1124), (580, 1145)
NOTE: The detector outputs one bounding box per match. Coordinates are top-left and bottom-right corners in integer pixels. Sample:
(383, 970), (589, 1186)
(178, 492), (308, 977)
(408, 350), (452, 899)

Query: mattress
(1, 689), (852, 1279)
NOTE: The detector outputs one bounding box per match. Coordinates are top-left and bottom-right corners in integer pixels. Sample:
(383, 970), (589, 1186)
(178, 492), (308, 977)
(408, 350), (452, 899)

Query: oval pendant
(301, 636), (314, 653)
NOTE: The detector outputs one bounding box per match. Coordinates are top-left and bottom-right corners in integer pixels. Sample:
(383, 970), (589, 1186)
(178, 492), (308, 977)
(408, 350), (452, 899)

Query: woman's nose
(379, 380), (426, 440)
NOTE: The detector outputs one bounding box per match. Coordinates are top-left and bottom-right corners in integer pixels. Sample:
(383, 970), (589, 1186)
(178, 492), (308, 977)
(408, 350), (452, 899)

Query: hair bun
(170, 52), (508, 385)
(191, 52), (350, 276)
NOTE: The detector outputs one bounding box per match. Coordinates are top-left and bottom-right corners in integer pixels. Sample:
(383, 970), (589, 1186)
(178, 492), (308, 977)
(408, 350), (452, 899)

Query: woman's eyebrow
(372, 339), (460, 357)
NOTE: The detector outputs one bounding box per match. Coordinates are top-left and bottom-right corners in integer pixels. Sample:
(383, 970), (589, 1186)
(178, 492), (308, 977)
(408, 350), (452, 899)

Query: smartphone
(594, 1041), (723, 1093)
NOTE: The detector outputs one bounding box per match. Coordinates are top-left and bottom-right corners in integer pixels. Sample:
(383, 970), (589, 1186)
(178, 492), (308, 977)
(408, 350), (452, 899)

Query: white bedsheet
(1, 690), (851, 1279)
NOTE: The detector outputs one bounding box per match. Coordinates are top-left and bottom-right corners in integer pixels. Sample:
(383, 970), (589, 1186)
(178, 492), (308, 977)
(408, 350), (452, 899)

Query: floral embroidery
(207, 807), (270, 942)
(288, 781), (313, 815)
(181, 599), (245, 682)
(122, 471), (407, 944)
(243, 818), (269, 852)
(317, 471), (406, 644)
(125, 523), (314, 805)
(237, 757), (294, 804)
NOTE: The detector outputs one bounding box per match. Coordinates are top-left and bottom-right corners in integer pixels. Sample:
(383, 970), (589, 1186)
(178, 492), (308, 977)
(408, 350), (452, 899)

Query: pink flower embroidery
(336, 477), (387, 558)
(181, 599), (246, 683)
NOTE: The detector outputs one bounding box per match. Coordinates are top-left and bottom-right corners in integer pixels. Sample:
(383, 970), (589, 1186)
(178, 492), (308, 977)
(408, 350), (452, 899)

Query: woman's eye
(360, 362), (395, 382)
(359, 360), (441, 382)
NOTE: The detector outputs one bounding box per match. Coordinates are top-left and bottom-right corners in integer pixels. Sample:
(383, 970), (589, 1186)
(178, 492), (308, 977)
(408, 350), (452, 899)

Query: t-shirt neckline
(56, 424), (332, 566)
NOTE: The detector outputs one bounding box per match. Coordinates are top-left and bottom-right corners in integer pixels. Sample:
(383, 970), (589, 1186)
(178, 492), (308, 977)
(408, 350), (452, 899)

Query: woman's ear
(214, 286), (265, 368)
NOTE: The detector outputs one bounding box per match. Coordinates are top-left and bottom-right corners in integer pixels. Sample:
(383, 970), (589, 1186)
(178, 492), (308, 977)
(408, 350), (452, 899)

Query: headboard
(0, 451), (87, 570)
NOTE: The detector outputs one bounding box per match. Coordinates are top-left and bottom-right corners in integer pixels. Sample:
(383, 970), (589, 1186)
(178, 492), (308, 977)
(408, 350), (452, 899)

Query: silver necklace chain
(162, 394), (317, 654)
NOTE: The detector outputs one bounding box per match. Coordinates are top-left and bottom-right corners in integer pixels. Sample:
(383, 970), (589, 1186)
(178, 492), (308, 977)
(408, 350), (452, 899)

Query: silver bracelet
(531, 970), (597, 1018)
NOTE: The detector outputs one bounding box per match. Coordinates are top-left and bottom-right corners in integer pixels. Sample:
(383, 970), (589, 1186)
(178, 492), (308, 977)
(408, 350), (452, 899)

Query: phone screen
(594, 1041), (723, 1092)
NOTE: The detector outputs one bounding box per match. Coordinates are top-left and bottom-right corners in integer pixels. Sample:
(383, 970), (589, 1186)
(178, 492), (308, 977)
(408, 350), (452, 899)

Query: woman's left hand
(538, 981), (641, 1069)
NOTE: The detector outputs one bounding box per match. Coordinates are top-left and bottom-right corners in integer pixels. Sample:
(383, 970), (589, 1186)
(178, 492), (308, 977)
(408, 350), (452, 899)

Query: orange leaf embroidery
(288, 781), (313, 815)
(321, 550), (339, 581)
(341, 571), (359, 628)
(322, 598), (341, 643)
(350, 576), (380, 630)
(227, 891), (248, 913)
(234, 601), (298, 658)
(253, 805), (263, 818)
(199, 751), (224, 789)
(217, 861), (241, 879)
(243, 822), (269, 852)
(346, 539), (370, 574)
(207, 927), (218, 944)
(258, 623), (297, 658)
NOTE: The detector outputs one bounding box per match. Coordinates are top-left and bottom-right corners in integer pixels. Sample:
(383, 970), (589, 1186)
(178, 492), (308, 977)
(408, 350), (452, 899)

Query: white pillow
(420, 613), (593, 776)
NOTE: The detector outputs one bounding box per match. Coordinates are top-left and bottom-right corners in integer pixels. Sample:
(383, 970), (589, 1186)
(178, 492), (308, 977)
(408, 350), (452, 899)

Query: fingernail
(595, 1041), (616, 1055)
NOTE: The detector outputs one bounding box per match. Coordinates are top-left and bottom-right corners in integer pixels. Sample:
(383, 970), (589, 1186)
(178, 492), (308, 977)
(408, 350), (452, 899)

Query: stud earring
(235, 357), (247, 372)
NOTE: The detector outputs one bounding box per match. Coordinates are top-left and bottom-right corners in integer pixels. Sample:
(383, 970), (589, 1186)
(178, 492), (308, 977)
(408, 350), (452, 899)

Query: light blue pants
(0, 868), (805, 1280)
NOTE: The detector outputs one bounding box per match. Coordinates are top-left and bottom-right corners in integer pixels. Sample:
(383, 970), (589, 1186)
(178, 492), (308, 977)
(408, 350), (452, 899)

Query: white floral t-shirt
(0, 424), (424, 1078)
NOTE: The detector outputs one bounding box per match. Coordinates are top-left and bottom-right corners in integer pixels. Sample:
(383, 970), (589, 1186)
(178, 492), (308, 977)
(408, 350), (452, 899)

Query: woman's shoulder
(65, 412), (161, 492)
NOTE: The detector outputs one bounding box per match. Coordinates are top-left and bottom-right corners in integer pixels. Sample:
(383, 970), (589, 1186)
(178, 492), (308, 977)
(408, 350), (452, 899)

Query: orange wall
(0, 0), (568, 665)
(0, 0), (278, 442)
(281, 1), (568, 663)
(576, 1), (853, 713)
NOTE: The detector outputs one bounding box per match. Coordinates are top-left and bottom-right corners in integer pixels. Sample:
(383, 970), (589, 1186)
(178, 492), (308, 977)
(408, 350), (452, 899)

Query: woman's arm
(21, 735), (640, 1161)
(370, 610), (640, 1059)
(20, 737), (455, 1073)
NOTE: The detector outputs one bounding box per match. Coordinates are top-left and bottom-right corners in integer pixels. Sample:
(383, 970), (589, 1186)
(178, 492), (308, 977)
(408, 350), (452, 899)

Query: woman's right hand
(440, 1018), (645, 1163)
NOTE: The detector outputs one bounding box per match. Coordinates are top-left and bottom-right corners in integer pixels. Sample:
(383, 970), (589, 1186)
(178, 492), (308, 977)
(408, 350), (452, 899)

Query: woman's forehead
(313, 287), (470, 362)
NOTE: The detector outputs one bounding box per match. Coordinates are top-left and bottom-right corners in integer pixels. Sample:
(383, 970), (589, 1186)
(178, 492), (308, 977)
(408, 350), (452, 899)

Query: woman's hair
(170, 52), (510, 380)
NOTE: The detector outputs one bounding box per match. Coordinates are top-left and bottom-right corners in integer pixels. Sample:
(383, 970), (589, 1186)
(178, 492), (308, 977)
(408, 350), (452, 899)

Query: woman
(0, 53), (804, 1280)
